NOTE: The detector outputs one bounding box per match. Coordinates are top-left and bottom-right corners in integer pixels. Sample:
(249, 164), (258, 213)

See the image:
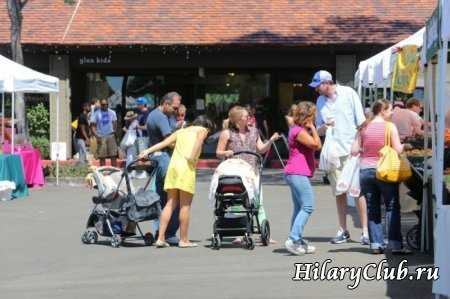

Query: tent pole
(435, 41), (448, 210)
(1, 92), (4, 145)
(56, 94), (60, 186)
(422, 63), (433, 252)
(11, 91), (14, 154)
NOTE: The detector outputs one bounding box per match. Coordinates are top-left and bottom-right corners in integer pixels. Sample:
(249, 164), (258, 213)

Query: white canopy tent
(0, 54), (61, 184)
(429, 0), (450, 297)
(355, 27), (425, 105)
(356, 27), (425, 88)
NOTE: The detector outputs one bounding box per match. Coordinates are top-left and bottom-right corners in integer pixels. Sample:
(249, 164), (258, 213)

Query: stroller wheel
(111, 235), (121, 248)
(144, 233), (155, 246)
(81, 231), (89, 244)
(260, 220), (271, 246)
(406, 225), (420, 250)
(211, 234), (221, 250)
(82, 230), (98, 245)
(244, 234), (255, 250)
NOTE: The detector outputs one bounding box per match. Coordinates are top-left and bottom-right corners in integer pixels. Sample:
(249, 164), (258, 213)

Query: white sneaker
(285, 239), (306, 255)
(299, 241), (316, 254)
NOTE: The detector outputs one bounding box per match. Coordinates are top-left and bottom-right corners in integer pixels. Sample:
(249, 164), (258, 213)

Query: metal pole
(56, 94), (60, 186)
(1, 92), (4, 144)
(11, 91), (14, 154)
(421, 62), (433, 253)
(434, 40), (448, 212)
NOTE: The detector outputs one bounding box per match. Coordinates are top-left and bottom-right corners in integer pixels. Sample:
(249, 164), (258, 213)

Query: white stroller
(81, 160), (161, 248)
(209, 151), (270, 250)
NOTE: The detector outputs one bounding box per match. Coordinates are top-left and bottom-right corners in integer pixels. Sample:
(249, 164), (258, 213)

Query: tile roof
(0, 0), (437, 46)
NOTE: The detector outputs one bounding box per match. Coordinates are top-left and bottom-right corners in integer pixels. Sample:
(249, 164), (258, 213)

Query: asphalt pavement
(0, 170), (434, 299)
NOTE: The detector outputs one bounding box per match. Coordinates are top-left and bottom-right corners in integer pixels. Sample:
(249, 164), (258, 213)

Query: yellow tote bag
(376, 122), (412, 183)
(71, 119), (78, 130)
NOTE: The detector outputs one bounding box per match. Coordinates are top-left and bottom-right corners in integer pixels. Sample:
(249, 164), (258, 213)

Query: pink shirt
(360, 122), (387, 168)
(284, 125), (315, 177)
(391, 107), (422, 140)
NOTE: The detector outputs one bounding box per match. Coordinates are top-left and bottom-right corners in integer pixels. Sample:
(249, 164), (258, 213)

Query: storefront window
(86, 73), (124, 109)
(124, 76), (162, 110)
(201, 73), (270, 127)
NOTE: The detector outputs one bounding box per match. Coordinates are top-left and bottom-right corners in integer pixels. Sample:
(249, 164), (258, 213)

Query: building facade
(0, 0), (436, 157)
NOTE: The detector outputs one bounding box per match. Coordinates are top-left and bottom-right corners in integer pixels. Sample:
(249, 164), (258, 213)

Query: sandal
(155, 240), (170, 248)
(178, 242), (198, 248)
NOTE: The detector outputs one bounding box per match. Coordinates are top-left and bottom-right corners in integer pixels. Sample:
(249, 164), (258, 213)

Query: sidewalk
(0, 171), (434, 299)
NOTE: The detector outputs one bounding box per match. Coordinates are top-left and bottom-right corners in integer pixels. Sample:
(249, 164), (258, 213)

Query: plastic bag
(336, 156), (359, 195)
(319, 127), (341, 172)
(348, 162), (361, 198)
(120, 129), (137, 149)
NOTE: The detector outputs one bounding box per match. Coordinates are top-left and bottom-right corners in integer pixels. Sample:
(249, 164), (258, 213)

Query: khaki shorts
(89, 137), (98, 159)
(97, 135), (118, 159)
(326, 155), (350, 197)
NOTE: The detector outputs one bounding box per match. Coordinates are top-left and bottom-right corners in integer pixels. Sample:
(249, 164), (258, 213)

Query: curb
(45, 177), (86, 187)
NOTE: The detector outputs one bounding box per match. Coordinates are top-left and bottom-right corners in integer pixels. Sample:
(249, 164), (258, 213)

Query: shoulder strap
(384, 122), (392, 147)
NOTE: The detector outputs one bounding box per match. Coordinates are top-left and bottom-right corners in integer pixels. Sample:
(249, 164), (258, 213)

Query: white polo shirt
(315, 85), (366, 156)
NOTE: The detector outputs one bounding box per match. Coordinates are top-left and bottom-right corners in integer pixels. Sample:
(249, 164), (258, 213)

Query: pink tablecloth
(2, 145), (45, 187)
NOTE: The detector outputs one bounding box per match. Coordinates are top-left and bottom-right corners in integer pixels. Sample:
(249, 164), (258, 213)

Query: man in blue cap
(133, 97), (151, 178)
(309, 70), (369, 246)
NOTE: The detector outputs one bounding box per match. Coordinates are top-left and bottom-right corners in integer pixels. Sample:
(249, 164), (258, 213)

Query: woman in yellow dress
(139, 115), (214, 248)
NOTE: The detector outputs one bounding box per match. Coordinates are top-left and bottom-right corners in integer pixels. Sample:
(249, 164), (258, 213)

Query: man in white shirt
(310, 70), (369, 245)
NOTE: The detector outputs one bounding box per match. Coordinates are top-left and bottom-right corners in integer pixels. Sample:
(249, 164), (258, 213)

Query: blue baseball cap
(309, 70), (333, 88)
(136, 97), (147, 106)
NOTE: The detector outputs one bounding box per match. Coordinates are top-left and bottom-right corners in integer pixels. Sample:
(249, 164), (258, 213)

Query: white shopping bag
(319, 127), (341, 172)
(336, 156), (360, 196)
(120, 130), (137, 149)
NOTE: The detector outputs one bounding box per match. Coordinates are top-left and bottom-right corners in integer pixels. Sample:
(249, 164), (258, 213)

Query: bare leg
(336, 193), (347, 231)
(356, 196), (369, 236)
(157, 189), (179, 242)
(111, 157), (117, 167)
(179, 190), (193, 244)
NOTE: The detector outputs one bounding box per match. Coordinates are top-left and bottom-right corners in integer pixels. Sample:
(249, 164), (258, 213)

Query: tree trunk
(7, 0), (27, 140)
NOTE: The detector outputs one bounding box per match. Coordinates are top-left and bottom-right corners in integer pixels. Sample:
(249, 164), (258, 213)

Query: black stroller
(81, 160), (161, 248)
(211, 151), (270, 250)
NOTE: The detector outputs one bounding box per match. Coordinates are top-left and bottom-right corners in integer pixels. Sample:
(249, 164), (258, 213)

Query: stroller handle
(126, 155), (158, 173)
(232, 151), (263, 167)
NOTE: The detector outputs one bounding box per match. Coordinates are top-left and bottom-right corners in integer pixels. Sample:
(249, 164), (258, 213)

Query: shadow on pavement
(384, 251), (434, 299)
(272, 248), (291, 256)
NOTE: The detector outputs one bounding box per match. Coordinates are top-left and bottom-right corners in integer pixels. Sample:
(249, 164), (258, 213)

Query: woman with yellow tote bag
(352, 100), (411, 255)
(376, 122), (412, 183)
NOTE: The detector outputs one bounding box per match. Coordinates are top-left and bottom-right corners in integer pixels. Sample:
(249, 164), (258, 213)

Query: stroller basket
(216, 175), (250, 208)
(125, 189), (161, 222)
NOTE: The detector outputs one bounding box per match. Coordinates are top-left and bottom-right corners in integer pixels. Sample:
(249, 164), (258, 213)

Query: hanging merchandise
(391, 45), (420, 94)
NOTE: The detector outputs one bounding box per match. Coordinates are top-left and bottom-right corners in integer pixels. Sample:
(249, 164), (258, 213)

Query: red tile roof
(0, 0), (437, 46)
